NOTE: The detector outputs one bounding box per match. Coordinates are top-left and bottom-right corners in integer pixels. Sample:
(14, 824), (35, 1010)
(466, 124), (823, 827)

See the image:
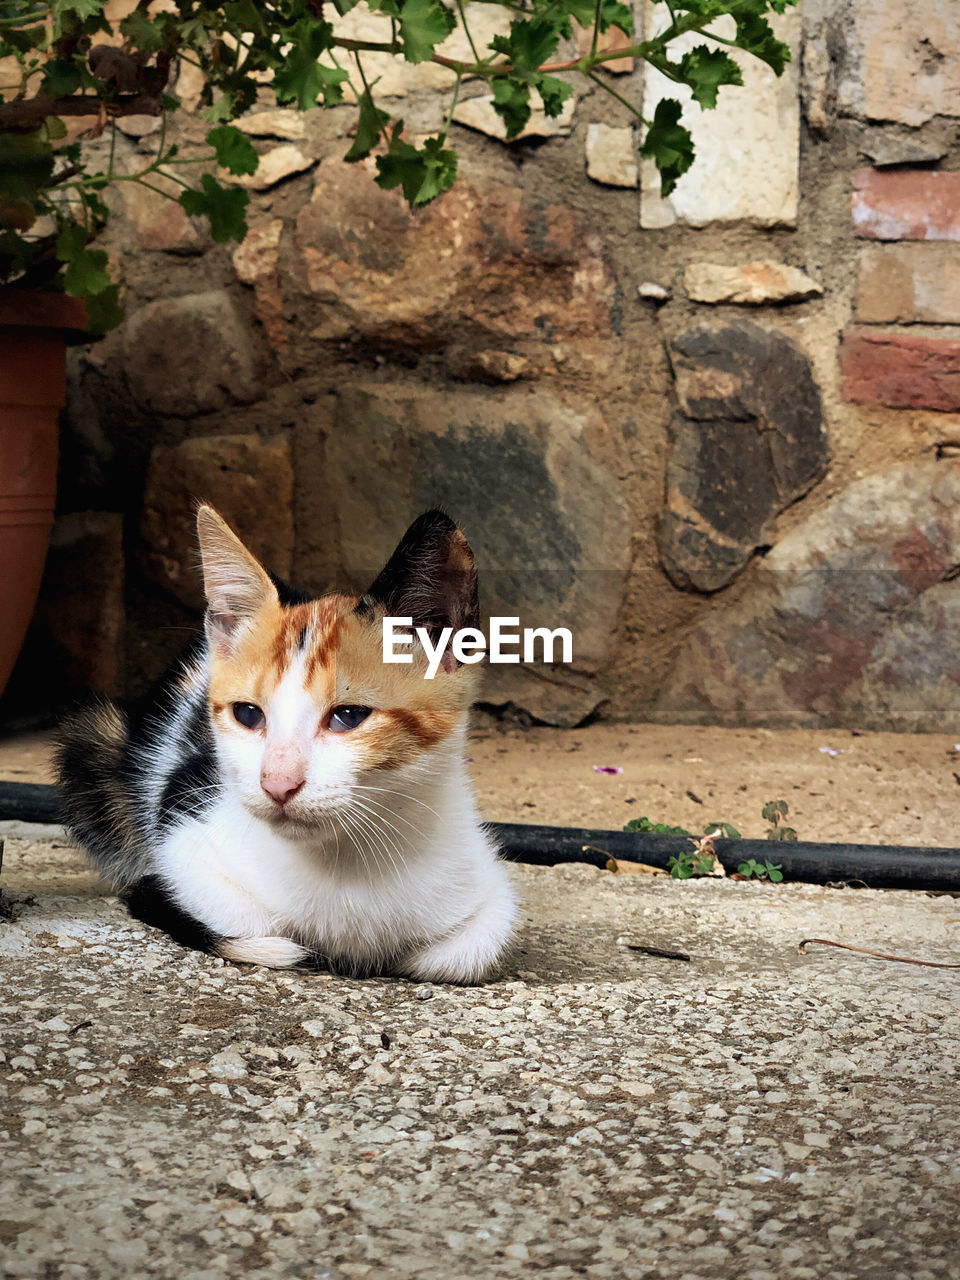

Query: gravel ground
(3, 827), (960, 1280)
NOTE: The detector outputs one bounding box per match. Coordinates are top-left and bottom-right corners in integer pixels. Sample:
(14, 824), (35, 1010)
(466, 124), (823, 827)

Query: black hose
(2, 782), (959, 892)
(488, 822), (960, 891)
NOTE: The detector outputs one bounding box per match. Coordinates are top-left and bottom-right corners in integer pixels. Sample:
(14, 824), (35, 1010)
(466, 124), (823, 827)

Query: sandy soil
(467, 719), (960, 848)
(2, 721), (959, 848)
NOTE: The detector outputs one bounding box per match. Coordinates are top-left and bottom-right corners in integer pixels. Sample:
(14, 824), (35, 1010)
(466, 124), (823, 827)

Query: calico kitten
(55, 506), (517, 982)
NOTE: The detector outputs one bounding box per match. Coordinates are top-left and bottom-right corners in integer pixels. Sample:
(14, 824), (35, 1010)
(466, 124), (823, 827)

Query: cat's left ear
(196, 505), (278, 654)
(358, 508), (480, 636)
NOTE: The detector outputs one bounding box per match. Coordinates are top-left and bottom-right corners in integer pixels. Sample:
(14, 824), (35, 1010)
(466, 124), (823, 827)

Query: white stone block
(639, 4), (800, 228)
(585, 123), (638, 188)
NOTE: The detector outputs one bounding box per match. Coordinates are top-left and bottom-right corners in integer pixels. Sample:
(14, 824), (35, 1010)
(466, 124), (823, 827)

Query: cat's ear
(358, 509), (480, 635)
(196, 505), (278, 653)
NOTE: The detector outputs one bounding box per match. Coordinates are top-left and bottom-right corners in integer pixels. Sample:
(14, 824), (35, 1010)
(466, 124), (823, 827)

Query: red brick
(839, 328), (960, 410)
(852, 169), (960, 241)
(856, 244), (960, 323)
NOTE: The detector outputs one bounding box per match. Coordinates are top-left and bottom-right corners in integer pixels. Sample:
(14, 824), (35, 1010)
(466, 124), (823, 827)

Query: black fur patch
(158, 750), (220, 831)
(358, 508), (479, 637)
(269, 571), (311, 608)
(121, 876), (220, 954)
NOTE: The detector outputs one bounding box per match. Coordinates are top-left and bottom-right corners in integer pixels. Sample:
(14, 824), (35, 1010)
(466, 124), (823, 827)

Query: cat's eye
(328, 705), (372, 733)
(232, 702), (265, 731)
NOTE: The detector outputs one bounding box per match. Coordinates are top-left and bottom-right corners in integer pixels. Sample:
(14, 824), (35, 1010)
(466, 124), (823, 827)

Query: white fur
(152, 726), (518, 983)
(216, 936), (312, 967)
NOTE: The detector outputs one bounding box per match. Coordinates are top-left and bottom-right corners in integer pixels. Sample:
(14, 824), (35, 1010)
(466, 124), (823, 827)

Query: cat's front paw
(401, 887), (518, 985)
(216, 936), (311, 968)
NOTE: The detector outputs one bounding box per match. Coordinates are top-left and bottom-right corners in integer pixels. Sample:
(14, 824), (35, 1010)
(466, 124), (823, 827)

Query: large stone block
(856, 245), (960, 324)
(857, 0), (960, 127)
(121, 291), (266, 417)
(661, 323), (828, 592)
(232, 219), (288, 355)
(36, 512), (125, 699)
(119, 177), (207, 254)
(640, 5), (799, 227)
(321, 382), (631, 723)
(840, 329), (960, 411)
(803, 1), (960, 133)
(657, 462), (960, 730)
(853, 170), (960, 242)
(293, 167), (617, 351)
(141, 433), (294, 610)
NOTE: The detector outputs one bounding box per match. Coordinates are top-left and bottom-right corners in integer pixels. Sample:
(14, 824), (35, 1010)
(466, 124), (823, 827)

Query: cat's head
(196, 505), (480, 833)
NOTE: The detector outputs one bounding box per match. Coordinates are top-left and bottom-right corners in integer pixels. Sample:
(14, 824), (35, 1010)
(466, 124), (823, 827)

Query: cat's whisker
(348, 793), (430, 850)
(351, 784), (443, 821)
(342, 802), (405, 878)
(348, 800), (412, 877)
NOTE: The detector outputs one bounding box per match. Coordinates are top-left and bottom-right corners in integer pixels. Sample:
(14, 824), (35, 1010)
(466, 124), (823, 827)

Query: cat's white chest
(152, 791), (499, 969)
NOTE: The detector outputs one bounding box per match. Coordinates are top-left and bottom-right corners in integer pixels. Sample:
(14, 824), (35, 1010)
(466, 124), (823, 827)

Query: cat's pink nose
(261, 775), (305, 806)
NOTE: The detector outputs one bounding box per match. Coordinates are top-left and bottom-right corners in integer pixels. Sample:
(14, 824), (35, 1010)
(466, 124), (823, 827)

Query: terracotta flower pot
(0, 290), (90, 700)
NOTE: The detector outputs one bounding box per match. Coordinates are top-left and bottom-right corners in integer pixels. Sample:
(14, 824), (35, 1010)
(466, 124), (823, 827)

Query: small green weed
(624, 817), (695, 837)
(736, 858), (784, 882)
(623, 799), (798, 880)
(667, 848), (719, 879)
(762, 799), (798, 842)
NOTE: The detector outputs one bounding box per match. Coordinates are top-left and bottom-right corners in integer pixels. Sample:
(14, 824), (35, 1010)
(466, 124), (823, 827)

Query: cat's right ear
(196, 505), (278, 655)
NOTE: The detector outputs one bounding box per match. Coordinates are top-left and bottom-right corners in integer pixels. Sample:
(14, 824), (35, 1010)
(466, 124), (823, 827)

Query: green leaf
(56, 231), (113, 297)
(640, 97), (694, 196)
(273, 17), (339, 109)
(564, 0), (634, 36)
(55, 223), (89, 263)
(50, 0), (106, 20)
(491, 17), (561, 72)
(761, 798), (789, 823)
(490, 76), (531, 139)
(679, 45), (743, 109)
(345, 89), (390, 162)
(0, 21), (48, 55)
(118, 9), (166, 55)
(398, 0), (455, 64)
(732, 10), (791, 74)
(624, 817), (694, 837)
(535, 74), (573, 119)
(375, 130), (457, 206)
(0, 130), (54, 204)
(315, 63), (350, 107)
(81, 282), (124, 333)
(204, 96), (237, 123)
(332, 0), (362, 11)
(207, 125), (258, 177)
(39, 58), (83, 98)
(178, 173), (249, 243)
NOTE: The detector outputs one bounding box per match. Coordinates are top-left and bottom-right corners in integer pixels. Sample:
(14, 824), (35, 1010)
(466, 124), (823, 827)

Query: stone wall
(6, 0), (960, 730)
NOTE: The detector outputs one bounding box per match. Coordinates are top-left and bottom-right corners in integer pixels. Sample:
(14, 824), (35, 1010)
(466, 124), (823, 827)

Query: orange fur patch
(207, 592), (475, 764)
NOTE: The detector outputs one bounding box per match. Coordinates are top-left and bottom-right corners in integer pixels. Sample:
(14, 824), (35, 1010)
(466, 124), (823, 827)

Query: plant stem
(586, 70), (647, 126)
(439, 69), (462, 142)
(456, 0), (481, 64)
